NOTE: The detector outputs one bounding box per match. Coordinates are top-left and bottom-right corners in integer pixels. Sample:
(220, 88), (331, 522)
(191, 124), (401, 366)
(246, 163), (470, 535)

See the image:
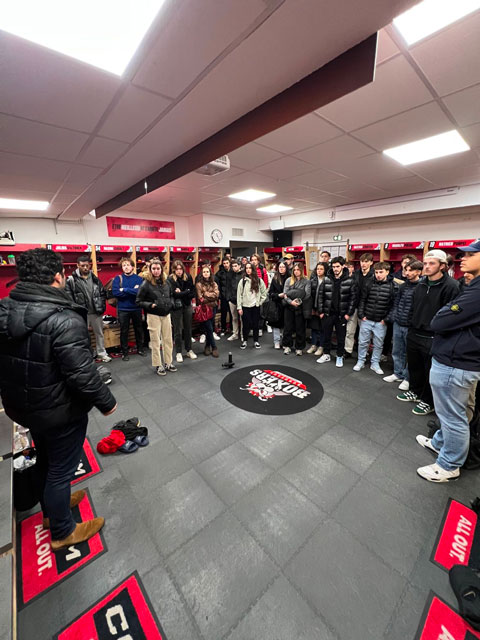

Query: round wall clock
(211, 228), (223, 244)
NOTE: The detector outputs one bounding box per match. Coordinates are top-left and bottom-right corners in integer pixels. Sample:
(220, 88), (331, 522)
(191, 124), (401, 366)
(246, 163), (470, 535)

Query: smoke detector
(195, 155), (230, 176)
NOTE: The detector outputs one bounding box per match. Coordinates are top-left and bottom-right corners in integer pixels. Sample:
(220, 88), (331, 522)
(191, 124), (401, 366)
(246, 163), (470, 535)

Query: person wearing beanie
(397, 249), (460, 416)
(416, 239), (480, 482)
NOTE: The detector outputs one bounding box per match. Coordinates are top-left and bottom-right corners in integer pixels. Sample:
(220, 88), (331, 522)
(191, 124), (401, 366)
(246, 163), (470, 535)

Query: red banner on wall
(106, 216), (175, 240)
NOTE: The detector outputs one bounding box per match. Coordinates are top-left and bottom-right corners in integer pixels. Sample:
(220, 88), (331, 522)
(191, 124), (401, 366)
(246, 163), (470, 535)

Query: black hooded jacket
(352, 265), (375, 307)
(0, 282), (116, 430)
(410, 273), (460, 336)
(318, 267), (356, 317)
(66, 269), (106, 315)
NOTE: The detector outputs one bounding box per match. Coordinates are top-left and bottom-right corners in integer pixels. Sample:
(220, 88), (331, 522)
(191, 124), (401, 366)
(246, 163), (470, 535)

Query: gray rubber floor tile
(279, 446), (359, 512)
(332, 479), (430, 576)
(167, 511), (278, 639)
(136, 386), (186, 415)
(241, 425), (307, 469)
(191, 388), (232, 417)
(286, 412), (338, 442)
(19, 583), (65, 640)
(171, 420), (235, 464)
(141, 469), (225, 557)
(226, 576), (337, 640)
(176, 376), (213, 400)
(388, 425), (435, 466)
(312, 393), (357, 420)
(341, 405), (402, 446)
(197, 442), (273, 505)
(154, 401), (209, 436)
(285, 519), (406, 639)
(212, 407), (260, 439)
(232, 474), (325, 566)
(312, 423), (384, 474)
(93, 397), (150, 427)
(383, 582), (435, 640)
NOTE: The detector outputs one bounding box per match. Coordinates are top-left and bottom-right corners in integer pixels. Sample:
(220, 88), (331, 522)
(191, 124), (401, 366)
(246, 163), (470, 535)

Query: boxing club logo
(241, 369), (311, 403)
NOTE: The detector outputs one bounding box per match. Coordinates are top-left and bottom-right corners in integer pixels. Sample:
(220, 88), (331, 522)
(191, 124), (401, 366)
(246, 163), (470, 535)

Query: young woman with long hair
(307, 261), (327, 355)
(282, 262), (311, 355)
(268, 261), (288, 349)
(237, 262), (267, 349)
(226, 259), (242, 341)
(136, 259), (176, 376)
(195, 265), (220, 357)
(168, 260), (196, 363)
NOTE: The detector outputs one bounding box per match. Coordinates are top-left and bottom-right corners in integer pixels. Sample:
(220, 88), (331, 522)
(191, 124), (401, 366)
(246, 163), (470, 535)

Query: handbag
(263, 299), (280, 324)
(194, 303), (214, 323)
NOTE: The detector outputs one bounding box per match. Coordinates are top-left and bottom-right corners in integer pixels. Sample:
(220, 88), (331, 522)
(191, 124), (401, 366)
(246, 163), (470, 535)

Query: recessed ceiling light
(228, 189), (276, 202)
(383, 130), (470, 165)
(0, 0), (166, 75)
(256, 204), (293, 213)
(393, 0), (480, 46)
(0, 198), (49, 211)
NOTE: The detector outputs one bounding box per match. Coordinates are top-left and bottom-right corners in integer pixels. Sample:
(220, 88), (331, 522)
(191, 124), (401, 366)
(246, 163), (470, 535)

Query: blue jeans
(203, 317), (215, 348)
(272, 327), (282, 344)
(32, 415), (88, 539)
(392, 323), (409, 380)
(357, 319), (387, 366)
(311, 328), (324, 347)
(430, 359), (480, 471)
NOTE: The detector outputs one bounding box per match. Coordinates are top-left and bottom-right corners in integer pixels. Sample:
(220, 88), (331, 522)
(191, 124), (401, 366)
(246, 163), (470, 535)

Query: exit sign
(333, 234), (342, 241)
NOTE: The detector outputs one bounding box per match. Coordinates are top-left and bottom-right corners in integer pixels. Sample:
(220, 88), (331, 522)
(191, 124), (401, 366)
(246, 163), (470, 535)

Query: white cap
(424, 249), (448, 264)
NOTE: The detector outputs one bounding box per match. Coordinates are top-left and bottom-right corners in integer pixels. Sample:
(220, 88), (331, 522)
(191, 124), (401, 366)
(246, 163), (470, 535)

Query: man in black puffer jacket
(317, 256), (356, 367)
(0, 249), (116, 551)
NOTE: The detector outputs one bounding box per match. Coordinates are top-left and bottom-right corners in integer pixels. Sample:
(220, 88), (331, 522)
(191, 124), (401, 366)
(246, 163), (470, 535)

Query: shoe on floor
(121, 354), (130, 361)
(199, 334), (206, 344)
(176, 353), (183, 363)
(370, 364), (384, 375)
(137, 350), (147, 357)
(43, 490), (86, 529)
(296, 349), (303, 356)
(412, 401), (434, 416)
(211, 348), (219, 358)
(353, 361), (364, 371)
(336, 356), (344, 367)
(317, 354), (331, 363)
(204, 346), (212, 356)
(398, 379), (410, 391)
(51, 517), (105, 551)
(259, 329), (263, 337)
(254, 342), (261, 349)
(156, 365), (166, 376)
(186, 350), (197, 360)
(213, 333), (221, 341)
(306, 345), (317, 354)
(383, 374), (401, 382)
(227, 334), (239, 341)
(240, 341), (247, 350)
(416, 462), (460, 483)
(274, 342), (281, 349)
(397, 391), (418, 402)
(167, 363), (178, 372)
(267, 325), (272, 333)
(416, 434), (440, 455)
(283, 346), (291, 354)
(99, 355), (112, 363)
(343, 351), (352, 360)
(314, 347), (323, 357)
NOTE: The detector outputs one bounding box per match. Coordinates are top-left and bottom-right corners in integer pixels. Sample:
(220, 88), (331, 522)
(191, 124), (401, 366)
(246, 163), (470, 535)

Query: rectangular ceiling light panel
(394, 0), (480, 45)
(256, 204), (293, 213)
(0, 198), (49, 211)
(0, 0), (165, 75)
(383, 130), (470, 165)
(228, 189), (276, 202)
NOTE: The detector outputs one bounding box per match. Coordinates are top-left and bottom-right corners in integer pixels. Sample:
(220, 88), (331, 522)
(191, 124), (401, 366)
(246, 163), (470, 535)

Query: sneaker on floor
(186, 350), (197, 360)
(416, 434), (440, 455)
(397, 391), (418, 402)
(314, 347), (323, 357)
(121, 354), (130, 361)
(137, 350), (147, 357)
(99, 355), (112, 363)
(274, 342), (281, 349)
(412, 401), (434, 416)
(343, 351), (352, 360)
(167, 363), (178, 372)
(283, 346), (291, 355)
(383, 374), (402, 383)
(296, 349), (303, 356)
(227, 334), (239, 341)
(259, 329), (263, 337)
(417, 462), (460, 483)
(191, 337), (197, 343)
(254, 342), (261, 349)
(370, 364), (384, 375)
(51, 517), (105, 551)
(306, 345), (317, 354)
(353, 361), (364, 371)
(156, 365), (166, 376)
(176, 353), (183, 363)
(213, 333), (220, 341)
(336, 356), (344, 368)
(267, 325), (272, 333)
(240, 341), (247, 350)
(398, 379), (410, 391)
(317, 354), (331, 363)
(199, 334), (206, 344)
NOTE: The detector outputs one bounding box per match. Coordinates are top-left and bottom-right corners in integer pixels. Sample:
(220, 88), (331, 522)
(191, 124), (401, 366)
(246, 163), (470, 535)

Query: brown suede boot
(50, 517), (105, 551)
(43, 489), (87, 529)
(204, 345), (212, 356)
(211, 348), (219, 358)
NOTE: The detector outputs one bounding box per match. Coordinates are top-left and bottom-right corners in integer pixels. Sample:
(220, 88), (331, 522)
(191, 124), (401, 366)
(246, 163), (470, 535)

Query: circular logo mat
(220, 364), (324, 415)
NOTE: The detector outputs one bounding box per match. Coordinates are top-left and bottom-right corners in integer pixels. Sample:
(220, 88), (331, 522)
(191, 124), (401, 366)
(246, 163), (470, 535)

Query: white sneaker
(254, 342), (261, 349)
(240, 341), (247, 350)
(295, 349), (303, 356)
(186, 350), (197, 360)
(213, 333), (221, 341)
(314, 347), (323, 357)
(227, 334), (238, 341)
(416, 435), (440, 455)
(317, 354), (331, 364)
(370, 365), (384, 375)
(336, 356), (344, 367)
(191, 337), (197, 343)
(259, 329), (263, 337)
(398, 379), (410, 391)
(383, 374), (402, 383)
(274, 342), (281, 349)
(283, 347), (291, 355)
(267, 325), (272, 333)
(99, 355), (112, 363)
(416, 462), (460, 483)
(199, 334), (206, 344)
(176, 353), (183, 363)
(306, 345), (316, 354)
(353, 361), (364, 371)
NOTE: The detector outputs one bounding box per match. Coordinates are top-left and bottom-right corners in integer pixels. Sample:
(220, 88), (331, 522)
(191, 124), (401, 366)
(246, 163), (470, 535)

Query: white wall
(202, 214), (271, 247)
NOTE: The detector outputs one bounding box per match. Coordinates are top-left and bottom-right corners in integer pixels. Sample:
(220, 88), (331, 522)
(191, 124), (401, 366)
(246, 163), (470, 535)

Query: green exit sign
(333, 234), (342, 241)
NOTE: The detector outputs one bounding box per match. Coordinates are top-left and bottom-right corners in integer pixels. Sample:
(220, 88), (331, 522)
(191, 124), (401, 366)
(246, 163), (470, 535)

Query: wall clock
(211, 228), (223, 243)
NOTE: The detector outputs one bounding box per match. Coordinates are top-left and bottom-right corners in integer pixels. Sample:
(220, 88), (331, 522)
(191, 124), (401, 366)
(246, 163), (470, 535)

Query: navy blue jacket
(393, 279), (420, 327)
(431, 275), (480, 372)
(112, 272), (143, 311)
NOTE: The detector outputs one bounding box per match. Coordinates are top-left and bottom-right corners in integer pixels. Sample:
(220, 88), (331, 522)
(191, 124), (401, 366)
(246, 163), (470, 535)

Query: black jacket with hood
(318, 267), (356, 317)
(410, 273), (460, 336)
(136, 278), (173, 316)
(0, 282), (116, 430)
(66, 269), (106, 315)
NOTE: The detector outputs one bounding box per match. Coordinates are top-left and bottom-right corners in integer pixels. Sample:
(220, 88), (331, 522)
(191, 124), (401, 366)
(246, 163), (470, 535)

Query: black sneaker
(137, 350), (147, 357)
(343, 351), (352, 360)
(167, 363), (177, 372)
(122, 354), (130, 361)
(240, 341), (247, 350)
(156, 365), (166, 376)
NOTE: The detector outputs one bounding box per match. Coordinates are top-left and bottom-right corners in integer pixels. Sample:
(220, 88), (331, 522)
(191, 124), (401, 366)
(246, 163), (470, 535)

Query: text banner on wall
(106, 216), (175, 240)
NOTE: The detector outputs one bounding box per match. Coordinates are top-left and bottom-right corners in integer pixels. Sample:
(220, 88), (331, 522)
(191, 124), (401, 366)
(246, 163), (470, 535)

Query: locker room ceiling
(1, 0), (479, 221)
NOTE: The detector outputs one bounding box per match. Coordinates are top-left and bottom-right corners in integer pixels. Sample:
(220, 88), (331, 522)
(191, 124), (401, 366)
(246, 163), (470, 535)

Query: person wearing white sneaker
(185, 350), (197, 360)
(306, 345), (317, 354)
(237, 262), (267, 350)
(199, 334), (206, 344)
(352, 361), (364, 371)
(309, 262), (327, 355)
(317, 354), (331, 364)
(398, 380), (410, 391)
(416, 434), (440, 455)
(282, 263), (311, 355)
(383, 374), (402, 383)
(416, 240), (480, 483)
(267, 261), (288, 350)
(168, 260), (195, 366)
(176, 352), (183, 363)
(336, 356), (343, 367)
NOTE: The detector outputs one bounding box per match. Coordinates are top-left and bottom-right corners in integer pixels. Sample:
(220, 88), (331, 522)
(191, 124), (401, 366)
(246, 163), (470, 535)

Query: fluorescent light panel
(256, 204), (293, 213)
(0, 0), (165, 75)
(383, 130), (470, 165)
(0, 198), (49, 211)
(228, 189), (276, 202)
(393, 0), (480, 45)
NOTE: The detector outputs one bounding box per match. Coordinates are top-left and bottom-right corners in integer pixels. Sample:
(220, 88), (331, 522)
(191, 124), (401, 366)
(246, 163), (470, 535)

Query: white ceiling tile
(329, 153), (416, 186)
(228, 143), (283, 170)
(0, 151), (70, 191)
(461, 123), (480, 149)
(334, 185), (388, 201)
(317, 55), (432, 131)
(410, 11), (480, 96)
(64, 164), (103, 187)
(255, 114), (342, 154)
(409, 150), (480, 180)
(379, 175), (436, 195)
(98, 86), (171, 143)
(293, 135), (374, 167)
(352, 102), (453, 150)
(442, 84), (480, 127)
(255, 156), (315, 179)
(78, 137), (129, 168)
(287, 167), (348, 189)
(376, 29), (400, 64)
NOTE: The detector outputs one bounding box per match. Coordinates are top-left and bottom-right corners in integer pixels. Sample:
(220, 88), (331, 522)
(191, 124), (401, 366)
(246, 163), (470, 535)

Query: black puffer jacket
(0, 282), (116, 430)
(393, 279), (419, 326)
(226, 270), (242, 304)
(167, 273), (194, 308)
(136, 278), (173, 316)
(318, 268), (356, 316)
(215, 268), (230, 298)
(358, 278), (396, 322)
(66, 270), (106, 315)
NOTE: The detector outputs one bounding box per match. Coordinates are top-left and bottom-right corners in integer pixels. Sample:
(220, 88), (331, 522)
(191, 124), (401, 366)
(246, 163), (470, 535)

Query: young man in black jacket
(397, 250), (460, 416)
(416, 240), (480, 482)
(316, 256), (356, 367)
(353, 261), (396, 375)
(0, 249), (117, 550)
(215, 257), (232, 335)
(345, 253), (374, 357)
